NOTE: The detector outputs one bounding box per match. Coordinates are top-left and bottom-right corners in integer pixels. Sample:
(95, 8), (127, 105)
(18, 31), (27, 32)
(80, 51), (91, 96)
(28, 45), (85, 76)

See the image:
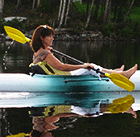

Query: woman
(30, 25), (137, 79)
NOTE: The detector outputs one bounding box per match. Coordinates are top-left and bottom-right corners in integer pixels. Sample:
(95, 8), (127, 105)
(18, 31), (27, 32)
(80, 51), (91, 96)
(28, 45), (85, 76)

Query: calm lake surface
(1, 40), (140, 137)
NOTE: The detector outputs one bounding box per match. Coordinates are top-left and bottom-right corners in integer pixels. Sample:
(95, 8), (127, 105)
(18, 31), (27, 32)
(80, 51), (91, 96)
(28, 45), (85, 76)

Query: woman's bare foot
(114, 65), (125, 71)
(121, 64), (137, 79)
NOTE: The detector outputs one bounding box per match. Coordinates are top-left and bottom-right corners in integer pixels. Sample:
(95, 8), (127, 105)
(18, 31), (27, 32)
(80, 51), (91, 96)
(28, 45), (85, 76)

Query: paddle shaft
(51, 49), (83, 64)
(51, 49), (105, 75)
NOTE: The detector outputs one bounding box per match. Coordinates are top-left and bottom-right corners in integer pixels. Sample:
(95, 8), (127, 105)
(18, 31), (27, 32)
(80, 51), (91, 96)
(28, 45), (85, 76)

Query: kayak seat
(30, 64), (47, 76)
(29, 61), (71, 76)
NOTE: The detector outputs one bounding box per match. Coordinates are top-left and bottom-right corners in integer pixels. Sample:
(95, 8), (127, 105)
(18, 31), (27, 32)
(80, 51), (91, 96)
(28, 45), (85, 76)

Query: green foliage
(39, 0), (59, 14)
(116, 19), (140, 39)
(0, 18), (27, 33)
(102, 23), (116, 36)
(129, 6), (140, 20)
(73, 1), (87, 13)
(100, 18), (140, 39)
(2, 0), (140, 39)
(70, 21), (85, 34)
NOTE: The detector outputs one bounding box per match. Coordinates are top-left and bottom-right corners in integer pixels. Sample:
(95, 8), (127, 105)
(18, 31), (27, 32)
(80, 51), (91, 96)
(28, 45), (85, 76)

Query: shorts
(70, 63), (103, 77)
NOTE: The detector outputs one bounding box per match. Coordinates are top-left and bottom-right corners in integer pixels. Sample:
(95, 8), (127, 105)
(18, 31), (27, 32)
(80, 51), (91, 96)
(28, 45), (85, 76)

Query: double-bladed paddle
(4, 26), (135, 91)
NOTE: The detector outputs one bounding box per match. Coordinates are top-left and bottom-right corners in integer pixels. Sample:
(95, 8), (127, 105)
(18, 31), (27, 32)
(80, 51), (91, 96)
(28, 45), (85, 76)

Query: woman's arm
(45, 53), (93, 71)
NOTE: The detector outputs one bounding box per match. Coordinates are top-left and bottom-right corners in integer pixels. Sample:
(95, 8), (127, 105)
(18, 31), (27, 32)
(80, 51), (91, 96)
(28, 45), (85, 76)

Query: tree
(85, 0), (95, 29)
(107, 0), (111, 23)
(103, 0), (110, 23)
(58, 0), (63, 22)
(94, 0), (102, 23)
(0, 0), (4, 17)
(122, 0), (135, 22)
(37, 0), (40, 8)
(86, 0), (90, 18)
(16, 0), (21, 9)
(64, 0), (71, 26)
(32, 0), (35, 10)
(32, 0), (41, 11)
(58, 0), (66, 28)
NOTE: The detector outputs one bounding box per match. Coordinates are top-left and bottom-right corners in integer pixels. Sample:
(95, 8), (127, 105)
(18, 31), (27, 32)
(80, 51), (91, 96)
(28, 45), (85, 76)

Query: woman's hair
(31, 25), (54, 52)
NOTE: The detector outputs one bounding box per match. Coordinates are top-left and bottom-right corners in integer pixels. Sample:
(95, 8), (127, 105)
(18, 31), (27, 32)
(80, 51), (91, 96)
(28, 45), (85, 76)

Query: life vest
(44, 105), (71, 117)
(29, 60), (71, 75)
(28, 105), (71, 117)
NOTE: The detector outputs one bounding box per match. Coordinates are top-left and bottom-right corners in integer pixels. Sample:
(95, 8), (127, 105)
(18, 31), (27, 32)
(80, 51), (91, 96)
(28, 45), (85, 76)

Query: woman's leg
(71, 64), (125, 77)
(114, 65), (125, 71)
(102, 64), (137, 79)
(71, 64), (137, 79)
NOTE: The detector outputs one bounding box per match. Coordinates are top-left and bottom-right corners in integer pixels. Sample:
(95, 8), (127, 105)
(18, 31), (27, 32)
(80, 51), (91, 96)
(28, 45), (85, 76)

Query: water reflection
(29, 96), (136, 137)
(4, 95), (137, 137)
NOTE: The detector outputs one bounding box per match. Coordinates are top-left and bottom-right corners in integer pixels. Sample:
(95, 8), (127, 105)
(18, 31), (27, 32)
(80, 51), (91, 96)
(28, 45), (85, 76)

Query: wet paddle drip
(2, 40), (14, 70)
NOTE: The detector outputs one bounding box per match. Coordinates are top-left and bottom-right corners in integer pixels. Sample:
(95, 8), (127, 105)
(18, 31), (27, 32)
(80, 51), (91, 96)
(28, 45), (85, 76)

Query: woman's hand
(83, 63), (94, 70)
(46, 46), (53, 52)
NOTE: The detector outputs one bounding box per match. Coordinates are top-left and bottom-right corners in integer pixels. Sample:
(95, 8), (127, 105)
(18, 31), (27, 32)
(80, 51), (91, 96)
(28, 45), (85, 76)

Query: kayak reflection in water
(29, 98), (137, 137)
(30, 25), (137, 79)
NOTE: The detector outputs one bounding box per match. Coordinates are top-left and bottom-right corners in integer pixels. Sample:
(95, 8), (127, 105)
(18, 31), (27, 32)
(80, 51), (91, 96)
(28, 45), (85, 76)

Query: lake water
(1, 40), (140, 137)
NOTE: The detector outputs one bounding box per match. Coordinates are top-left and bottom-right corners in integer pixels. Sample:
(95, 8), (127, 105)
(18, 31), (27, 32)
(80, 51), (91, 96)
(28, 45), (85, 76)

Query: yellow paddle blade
(106, 95), (134, 113)
(105, 73), (135, 92)
(4, 26), (31, 44)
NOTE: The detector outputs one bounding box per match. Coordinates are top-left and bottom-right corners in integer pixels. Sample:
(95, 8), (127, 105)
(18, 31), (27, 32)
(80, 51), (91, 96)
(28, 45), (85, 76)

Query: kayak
(0, 70), (139, 92)
(3, 26), (135, 92)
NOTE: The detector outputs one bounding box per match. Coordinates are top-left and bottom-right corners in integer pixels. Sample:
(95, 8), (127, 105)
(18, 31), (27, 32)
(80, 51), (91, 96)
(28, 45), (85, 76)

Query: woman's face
(41, 34), (54, 47)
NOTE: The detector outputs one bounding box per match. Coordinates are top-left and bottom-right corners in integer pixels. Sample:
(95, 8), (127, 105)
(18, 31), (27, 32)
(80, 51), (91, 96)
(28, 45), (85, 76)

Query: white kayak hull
(0, 70), (139, 92)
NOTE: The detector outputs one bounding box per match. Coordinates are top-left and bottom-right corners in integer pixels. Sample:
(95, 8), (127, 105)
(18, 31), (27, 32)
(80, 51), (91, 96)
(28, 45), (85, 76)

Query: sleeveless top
(31, 49), (71, 75)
